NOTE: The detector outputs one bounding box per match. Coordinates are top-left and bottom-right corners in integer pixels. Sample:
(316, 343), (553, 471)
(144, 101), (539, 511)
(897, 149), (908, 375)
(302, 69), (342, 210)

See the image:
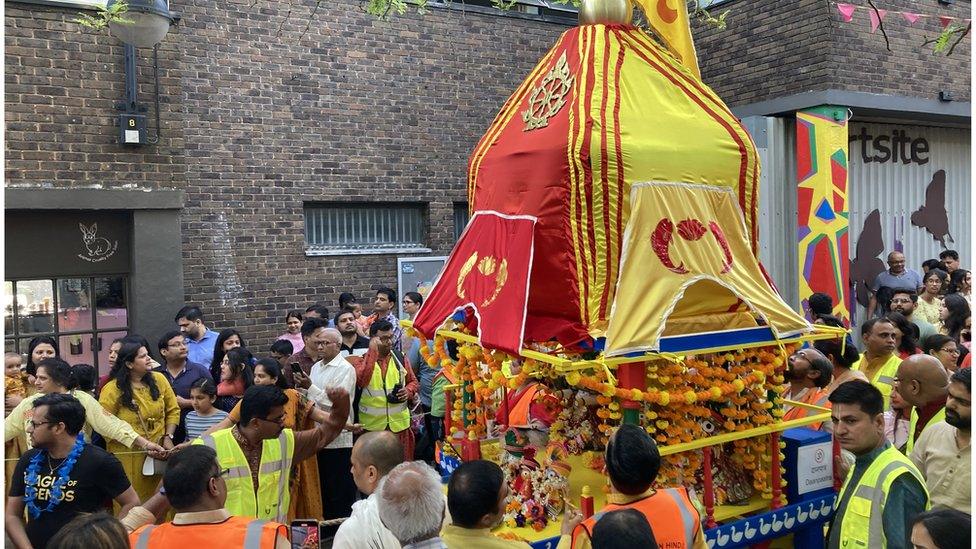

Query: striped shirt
(184, 409), (228, 441)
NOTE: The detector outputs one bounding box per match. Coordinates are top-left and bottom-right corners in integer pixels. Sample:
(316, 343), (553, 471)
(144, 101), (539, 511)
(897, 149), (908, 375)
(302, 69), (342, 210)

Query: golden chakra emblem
(456, 252), (509, 307)
(522, 51), (574, 132)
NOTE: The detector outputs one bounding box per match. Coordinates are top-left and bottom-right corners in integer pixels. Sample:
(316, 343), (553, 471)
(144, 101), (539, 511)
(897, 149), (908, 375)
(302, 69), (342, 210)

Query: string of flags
(834, 2), (971, 34)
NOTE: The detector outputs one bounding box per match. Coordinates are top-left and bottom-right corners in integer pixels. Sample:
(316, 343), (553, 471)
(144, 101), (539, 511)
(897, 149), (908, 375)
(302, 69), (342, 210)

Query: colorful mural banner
(796, 107), (851, 325)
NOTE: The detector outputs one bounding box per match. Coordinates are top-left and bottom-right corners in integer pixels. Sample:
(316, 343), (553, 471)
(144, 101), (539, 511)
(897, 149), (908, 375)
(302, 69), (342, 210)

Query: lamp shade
(107, 0), (174, 48)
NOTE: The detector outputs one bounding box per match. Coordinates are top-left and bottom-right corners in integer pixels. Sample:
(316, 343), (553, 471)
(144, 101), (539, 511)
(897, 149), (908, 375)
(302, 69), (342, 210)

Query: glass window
(16, 280), (55, 334)
(4, 276), (128, 376)
(304, 203), (430, 255)
(95, 277), (127, 329)
(454, 202), (470, 241)
(4, 281), (14, 335)
(58, 278), (93, 333)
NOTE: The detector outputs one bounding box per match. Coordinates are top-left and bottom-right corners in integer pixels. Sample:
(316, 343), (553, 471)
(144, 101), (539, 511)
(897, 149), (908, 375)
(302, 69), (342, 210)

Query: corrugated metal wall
(746, 115), (800, 310)
(847, 122), (971, 322)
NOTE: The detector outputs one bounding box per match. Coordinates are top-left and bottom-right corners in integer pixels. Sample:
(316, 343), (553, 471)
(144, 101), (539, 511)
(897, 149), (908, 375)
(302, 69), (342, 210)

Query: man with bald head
(894, 354), (949, 454)
(294, 327), (361, 528)
(333, 431), (405, 549)
(783, 348), (834, 430)
(868, 251), (923, 319)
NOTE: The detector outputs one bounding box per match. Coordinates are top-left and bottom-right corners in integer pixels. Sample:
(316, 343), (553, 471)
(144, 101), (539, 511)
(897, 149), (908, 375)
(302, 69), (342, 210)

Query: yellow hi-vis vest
(906, 406), (947, 455)
(852, 354), (901, 409)
(834, 445), (929, 548)
(194, 428), (295, 523)
(359, 355), (410, 433)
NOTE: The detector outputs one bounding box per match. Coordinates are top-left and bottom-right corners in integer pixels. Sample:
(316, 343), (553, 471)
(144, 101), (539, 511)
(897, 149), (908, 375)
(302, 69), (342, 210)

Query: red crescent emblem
(657, 0), (679, 24)
(650, 218), (734, 274)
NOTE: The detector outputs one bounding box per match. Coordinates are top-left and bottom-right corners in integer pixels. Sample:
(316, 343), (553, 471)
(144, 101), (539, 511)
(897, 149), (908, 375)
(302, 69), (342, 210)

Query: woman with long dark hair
(24, 335), (58, 379)
(947, 268), (972, 300)
(209, 328), (245, 384)
(5, 358), (162, 487)
(214, 347), (254, 412)
(939, 293), (971, 342)
(98, 340), (179, 500)
(885, 312), (920, 359)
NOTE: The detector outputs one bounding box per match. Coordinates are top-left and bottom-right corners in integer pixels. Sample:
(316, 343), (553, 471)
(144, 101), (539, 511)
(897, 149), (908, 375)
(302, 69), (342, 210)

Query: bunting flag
(869, 9), (887, 33)
(901, 12), (920, 25)
(837, 3), (856, 23)
(634, 0), (701, 80)
(833, 3), (970, 29)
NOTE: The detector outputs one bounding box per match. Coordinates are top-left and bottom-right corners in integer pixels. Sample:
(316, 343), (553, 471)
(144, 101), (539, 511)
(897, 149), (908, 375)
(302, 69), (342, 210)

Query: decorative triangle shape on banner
(940, 16), (954, 29)
(836, 3), (856, 23)
(869, 9), (887, 33)
(901, 12), (921, 25)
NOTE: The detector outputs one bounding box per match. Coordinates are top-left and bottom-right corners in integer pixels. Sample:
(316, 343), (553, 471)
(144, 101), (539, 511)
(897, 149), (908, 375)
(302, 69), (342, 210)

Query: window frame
(303, 202), (432, 257)
(5, 274), (130, 375)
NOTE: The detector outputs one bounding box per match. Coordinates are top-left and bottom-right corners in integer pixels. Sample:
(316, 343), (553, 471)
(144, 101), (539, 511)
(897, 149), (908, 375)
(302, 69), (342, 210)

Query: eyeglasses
(212, 468), (230, 480)
(940, 347), (961, 355)
(28, 420), (53, 429)
(168, 341), (188, 348)
(257, 415), (286, 426)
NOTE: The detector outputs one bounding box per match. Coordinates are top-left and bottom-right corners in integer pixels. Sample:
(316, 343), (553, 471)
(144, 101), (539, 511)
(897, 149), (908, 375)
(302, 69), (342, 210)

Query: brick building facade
(5, 0), (572, 373)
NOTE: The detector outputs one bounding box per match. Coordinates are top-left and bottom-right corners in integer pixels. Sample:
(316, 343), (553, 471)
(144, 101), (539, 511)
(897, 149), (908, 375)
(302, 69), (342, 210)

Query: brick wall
(5, 0), (569, 350)
(175, 1), (568, 347)
(5, 3), (186, 186)
(693, 0), (971, 106)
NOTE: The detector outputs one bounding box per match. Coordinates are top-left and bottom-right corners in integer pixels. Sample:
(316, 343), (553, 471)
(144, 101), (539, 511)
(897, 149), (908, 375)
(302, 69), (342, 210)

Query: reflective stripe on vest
(193, 428), (295, 522)
(572, 487), (699, 548)
(835, 446), (930, 548)
(135, 525), (156, 549)
(854, 354), (901, 409)
(129, 517), (283, 549)
(906, 406), (947, 454)
(359, 356), (410, 432)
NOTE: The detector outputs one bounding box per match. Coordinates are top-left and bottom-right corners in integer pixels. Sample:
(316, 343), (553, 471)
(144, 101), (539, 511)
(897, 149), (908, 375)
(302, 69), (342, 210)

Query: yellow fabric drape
(634, 0), (701, 79)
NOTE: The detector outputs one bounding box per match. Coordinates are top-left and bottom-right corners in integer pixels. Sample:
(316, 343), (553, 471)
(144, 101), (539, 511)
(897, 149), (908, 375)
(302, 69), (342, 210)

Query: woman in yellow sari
(99, 340), (180, 500)
(200, 357), (327, 520)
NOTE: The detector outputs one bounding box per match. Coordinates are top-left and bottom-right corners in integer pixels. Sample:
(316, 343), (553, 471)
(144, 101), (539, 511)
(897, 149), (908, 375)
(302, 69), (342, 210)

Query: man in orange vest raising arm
(569, 423), (706, 549)
(129, 444), (289, 548)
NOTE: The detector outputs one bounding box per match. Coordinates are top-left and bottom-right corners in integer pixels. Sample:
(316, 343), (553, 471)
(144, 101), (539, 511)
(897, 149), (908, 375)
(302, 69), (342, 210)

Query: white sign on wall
(796, 441), (833, 496)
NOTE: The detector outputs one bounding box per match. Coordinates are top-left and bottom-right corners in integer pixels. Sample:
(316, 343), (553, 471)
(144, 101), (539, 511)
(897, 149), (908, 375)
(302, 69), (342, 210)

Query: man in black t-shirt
(5, 393), (139, 549)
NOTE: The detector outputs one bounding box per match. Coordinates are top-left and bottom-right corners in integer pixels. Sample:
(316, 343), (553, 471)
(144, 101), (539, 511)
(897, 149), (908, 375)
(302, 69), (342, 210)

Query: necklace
(24, 434), (85, 519)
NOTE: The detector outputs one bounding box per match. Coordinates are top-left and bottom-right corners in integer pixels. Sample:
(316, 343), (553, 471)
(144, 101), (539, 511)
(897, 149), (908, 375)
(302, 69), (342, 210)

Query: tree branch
(947, 22), (971, 56)
(866, 0), (891, 52)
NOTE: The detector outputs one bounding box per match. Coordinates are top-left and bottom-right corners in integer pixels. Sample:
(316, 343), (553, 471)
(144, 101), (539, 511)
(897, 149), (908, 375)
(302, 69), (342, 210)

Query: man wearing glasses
(129, 445), (290, 548)
(155, 330), (211, 444)
(6, 393), (140, 549)
(193, 384), (350, 523)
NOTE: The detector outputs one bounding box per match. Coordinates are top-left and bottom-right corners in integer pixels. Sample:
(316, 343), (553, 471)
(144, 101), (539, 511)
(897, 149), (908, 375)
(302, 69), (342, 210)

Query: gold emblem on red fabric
(456, 252), (509, 307)
(522, 51), (574, 131)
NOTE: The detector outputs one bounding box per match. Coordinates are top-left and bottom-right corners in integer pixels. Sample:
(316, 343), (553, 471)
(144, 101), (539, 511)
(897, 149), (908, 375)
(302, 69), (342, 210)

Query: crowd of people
(2, 248), (972, 549)
(784, 250), (972, 549)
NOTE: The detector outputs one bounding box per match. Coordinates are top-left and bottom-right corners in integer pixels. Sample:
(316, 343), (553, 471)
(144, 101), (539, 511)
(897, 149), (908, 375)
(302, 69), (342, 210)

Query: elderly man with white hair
(293, 327), (360, 532)
(376, 461), (447, 549)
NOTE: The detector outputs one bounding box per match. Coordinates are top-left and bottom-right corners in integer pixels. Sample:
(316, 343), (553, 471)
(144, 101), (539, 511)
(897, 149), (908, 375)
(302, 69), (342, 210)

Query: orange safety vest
(572, 487), (700, 549)
(783, 387), (831, 430)
(129, 516), (287, 549)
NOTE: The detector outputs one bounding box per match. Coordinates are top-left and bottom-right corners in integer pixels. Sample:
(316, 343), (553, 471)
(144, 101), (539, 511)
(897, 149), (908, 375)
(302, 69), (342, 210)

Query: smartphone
(290, 519), (319, 549)
(290, 362), (301, 376)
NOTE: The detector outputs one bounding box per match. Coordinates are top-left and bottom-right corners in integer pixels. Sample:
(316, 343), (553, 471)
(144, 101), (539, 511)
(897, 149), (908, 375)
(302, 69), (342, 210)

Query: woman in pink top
(277, 310), (305, 353)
